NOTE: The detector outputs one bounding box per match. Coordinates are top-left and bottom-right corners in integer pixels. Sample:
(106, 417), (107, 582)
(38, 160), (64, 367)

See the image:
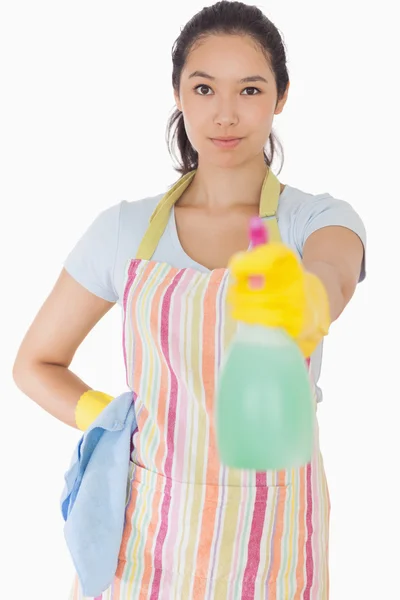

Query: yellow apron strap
(136, 167), (282, 260)
(259, 167), (282, 243)
(136, 171), (196, 260)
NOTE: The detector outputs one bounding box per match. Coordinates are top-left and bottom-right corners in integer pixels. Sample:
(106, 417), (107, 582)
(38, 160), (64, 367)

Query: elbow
(12, 356), (33, 391)
(12, 352), (22, 386)
(13, 350), (42, 391)
(335, 277), (358, 320)
(13, 346), (71, 389)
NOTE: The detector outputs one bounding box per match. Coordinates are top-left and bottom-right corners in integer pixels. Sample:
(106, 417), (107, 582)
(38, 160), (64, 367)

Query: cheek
(245, 103), (274, 140)
(185, 96), (210, 122)
(182, 99), (210, 144)
(244, 100), (272, 124)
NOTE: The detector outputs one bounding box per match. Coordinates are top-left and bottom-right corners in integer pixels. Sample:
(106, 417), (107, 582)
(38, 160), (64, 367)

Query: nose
(213, 96), (239, 127)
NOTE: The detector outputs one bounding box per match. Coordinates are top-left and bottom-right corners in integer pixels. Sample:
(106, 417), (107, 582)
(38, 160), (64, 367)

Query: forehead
(182, 34), (272, 79)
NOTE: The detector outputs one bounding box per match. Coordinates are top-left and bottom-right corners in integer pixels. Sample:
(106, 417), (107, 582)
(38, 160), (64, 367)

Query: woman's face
(175, 34), (289, 169)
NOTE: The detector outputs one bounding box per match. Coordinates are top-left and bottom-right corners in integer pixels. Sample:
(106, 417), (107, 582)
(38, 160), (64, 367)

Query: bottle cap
(250, 217), (268, 247)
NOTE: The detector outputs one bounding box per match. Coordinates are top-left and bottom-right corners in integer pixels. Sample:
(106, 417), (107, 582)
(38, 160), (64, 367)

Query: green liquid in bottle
(216, 323), (314, 471)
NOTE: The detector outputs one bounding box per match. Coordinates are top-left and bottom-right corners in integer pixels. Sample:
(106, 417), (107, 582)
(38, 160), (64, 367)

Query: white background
(1, 1), (399, 598)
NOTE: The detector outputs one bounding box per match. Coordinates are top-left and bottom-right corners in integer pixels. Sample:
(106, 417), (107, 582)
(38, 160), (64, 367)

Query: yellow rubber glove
(75, 390), (114, 431)
(227, 242), (331, 358)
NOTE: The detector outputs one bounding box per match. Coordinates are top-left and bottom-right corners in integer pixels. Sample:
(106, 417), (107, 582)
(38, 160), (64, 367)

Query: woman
(13, 2), (366, 598)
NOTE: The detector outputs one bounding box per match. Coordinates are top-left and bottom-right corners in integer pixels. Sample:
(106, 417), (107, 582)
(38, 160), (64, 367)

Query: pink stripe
(169, 270), (193, 480)
(241, 473), (268, 597)
(122, 259), (140, 388)
(304, 462), (314, 598)
(150, 269), (185, 600)
(161, 271), (195, 562)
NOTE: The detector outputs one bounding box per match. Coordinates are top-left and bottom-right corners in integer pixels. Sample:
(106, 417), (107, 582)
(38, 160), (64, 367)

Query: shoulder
(113, 192), (166, 302)
(87, 192), (165, 252)
(63, 192), (165, 304)
(119, 192), (164, 223)
(117, 192), (164, 248)
(278, 183), (366, 243)
(278, 183), (367, 280)
(278, 183), (354, 214)
(88, 192), (163, 234)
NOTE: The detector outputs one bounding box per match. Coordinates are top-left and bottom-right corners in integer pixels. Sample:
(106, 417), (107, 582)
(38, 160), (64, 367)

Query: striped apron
(70, 168), (330, 599)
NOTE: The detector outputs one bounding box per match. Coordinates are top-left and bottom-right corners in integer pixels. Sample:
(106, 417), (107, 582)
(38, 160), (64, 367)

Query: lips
(211, 137), (242, 149)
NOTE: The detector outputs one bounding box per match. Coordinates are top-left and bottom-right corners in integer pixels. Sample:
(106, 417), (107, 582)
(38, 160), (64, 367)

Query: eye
(241, 87), (261, 96)
(194, 84), (213, 96)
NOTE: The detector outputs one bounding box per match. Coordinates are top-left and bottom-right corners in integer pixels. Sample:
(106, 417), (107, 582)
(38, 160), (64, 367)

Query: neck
(181, 157), (269, 211)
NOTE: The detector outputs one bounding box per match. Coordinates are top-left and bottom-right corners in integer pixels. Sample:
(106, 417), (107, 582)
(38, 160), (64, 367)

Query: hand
(227, 242), (330, 357)
(75, 390), (114, 431)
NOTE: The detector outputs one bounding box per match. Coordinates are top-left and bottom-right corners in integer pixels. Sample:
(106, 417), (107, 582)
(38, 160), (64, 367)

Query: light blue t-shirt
(64, 183), (367, 403)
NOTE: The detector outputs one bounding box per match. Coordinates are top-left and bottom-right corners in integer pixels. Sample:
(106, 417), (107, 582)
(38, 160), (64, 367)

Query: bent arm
(12, 268), (115, 429)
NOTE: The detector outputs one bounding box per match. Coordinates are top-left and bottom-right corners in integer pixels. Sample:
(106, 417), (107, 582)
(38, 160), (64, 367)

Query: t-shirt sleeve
(63, 201), (122, 302)
(292, 193), (367, 282)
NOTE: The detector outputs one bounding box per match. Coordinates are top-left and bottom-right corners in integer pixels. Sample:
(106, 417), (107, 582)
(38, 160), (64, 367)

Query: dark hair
(166, 1), (289, 176)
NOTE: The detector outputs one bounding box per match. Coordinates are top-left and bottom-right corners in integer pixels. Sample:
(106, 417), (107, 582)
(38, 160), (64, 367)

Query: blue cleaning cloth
(60, 391), (137, 597)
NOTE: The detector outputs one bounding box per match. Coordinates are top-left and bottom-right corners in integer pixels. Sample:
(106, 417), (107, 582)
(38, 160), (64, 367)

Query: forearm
(304, 260), (346, 323)
(13, 361), (91, 429)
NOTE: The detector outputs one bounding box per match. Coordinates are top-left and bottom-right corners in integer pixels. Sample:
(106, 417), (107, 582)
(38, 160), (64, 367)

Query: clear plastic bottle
(215, 216), (314, 471)
(215, 321), (314, 471)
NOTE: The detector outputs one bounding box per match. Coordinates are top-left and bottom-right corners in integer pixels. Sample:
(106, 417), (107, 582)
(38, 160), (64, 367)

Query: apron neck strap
(136, 168), (282, 261)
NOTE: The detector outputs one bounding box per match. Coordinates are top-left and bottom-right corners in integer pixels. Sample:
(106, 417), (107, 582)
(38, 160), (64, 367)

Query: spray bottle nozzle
(250, 217), (268, 247)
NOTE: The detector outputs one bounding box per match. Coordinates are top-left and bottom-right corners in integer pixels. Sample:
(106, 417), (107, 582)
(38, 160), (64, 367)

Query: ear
(174, 91), (182, 112)
(274, 81), (290, 115)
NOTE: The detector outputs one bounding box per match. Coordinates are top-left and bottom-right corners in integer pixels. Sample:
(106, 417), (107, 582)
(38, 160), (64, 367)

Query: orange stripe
(139, 487), (164, 594)
(293, 361), (311, 597)
(294, 466), (307, 597)
(193, 272), (222, 589)
(140, 266), (172, 592)
(115, 484), (139, 577)
(112, 577), (121, 599)
(72, 574), (78, 598)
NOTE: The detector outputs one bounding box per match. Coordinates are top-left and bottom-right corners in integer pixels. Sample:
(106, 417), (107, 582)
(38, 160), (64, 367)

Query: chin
(202, 151), (252, 170)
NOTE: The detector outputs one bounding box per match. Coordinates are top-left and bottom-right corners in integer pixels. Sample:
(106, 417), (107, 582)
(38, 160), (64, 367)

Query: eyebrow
(188, 70), (268, 84)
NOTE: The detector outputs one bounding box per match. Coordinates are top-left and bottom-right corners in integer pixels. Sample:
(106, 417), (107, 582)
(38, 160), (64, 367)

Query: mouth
(210, 137), (242, 149)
